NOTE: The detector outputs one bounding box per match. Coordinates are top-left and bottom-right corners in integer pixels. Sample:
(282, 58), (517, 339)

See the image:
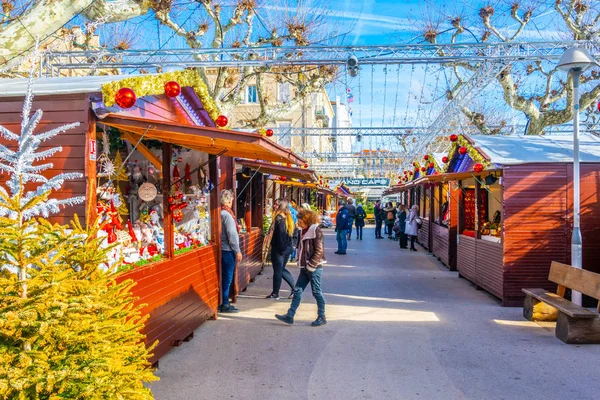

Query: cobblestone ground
(150, 227), (600, 400)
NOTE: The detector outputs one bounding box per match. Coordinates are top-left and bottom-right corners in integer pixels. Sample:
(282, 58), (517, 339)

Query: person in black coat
(266, 200), (296, 299)
(397, 204), (408, 249)
(354, 204), (367, 240)
(374, 199), (384, 239)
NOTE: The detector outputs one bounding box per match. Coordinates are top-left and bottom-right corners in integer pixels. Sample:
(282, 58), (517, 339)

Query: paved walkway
(150, 227), (600, 400)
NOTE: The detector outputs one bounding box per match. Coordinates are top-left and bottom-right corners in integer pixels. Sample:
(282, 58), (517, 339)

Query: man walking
(345, 198), (356, 241)
(335, 201), (350, 254)
(374, 199), (384, 239)
(220, 189), (243, 313)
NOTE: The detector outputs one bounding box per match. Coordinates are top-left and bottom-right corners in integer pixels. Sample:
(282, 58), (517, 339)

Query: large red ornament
(473, 163), (484, 173)
(304, 163), (309, 169)
(424, 155), (429, 161)
(429, 162), (434, 169)
(164, 81), (181, 98)
(216, 115), (229, 127)
(115, 87), (136, 109)
(458, 146), (468, 156)
(280, 176), (287, 181)
(412, 162), (417, 167)
(266, 129), (274, 137)
(450, 134), (458, 142)
(442, 156), (449, 163)
(421, 167), (426, 172)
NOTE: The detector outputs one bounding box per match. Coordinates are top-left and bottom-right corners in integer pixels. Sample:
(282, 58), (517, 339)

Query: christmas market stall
(430, 133), (600, 306)
(0, 71), (304, 363)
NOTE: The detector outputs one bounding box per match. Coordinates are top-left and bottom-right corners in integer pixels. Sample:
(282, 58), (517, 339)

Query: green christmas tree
(0, 77), (157, 398)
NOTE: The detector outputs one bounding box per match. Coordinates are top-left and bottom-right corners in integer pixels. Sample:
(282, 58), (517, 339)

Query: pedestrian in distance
(354, 203), (367, 240)
(397, 204), (408, 249)
(266, 199), (296, 299)
(384, 201), (396, 239)
(374, 199), (384, 239)
(406, 204), (421, 251)
(275, 209), (327, 327)
(335, 201), (350, 254)
(345, 198), (356, 241)
(219, 189), (243, 313)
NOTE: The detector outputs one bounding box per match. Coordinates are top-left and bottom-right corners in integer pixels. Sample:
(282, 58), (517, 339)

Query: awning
(237, 159), (317, 182)
(101, 114), (305, 164)
(427, 169), (501, 182)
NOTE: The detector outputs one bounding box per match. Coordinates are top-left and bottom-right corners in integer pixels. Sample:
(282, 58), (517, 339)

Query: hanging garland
(444, 135), (491, 172)
(101, 70), (220, 122)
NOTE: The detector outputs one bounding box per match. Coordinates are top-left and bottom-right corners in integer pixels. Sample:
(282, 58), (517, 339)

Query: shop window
(440, 184), (450, 227)
(433, 185), (441, 224)
(460, 179), (487, 237)
(96, 136), (212, 270)
(277, 122), (292, 148)
(423, 187), (430, 219)
(480, 177), (502, 243)
(278, 82), (291, 103)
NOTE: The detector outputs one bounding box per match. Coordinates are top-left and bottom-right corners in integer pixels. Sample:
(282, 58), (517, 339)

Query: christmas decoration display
(115, 87), (137, 109)
(444, 135), (492, 172)
(458, 146), (468, 155)
(216, 115), (229, 127)
(102, 69), (220, 122)
(266, 129), (274, 137)
(0, 78), (156, 398)
(473, 163), (484, 173)
(164, 80), (181, 98)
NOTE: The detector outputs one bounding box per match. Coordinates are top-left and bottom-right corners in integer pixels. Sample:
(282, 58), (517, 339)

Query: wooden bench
(523, 261), (600, 344)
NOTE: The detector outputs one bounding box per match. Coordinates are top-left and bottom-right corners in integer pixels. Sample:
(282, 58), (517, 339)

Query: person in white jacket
(405, 204), (420, 251)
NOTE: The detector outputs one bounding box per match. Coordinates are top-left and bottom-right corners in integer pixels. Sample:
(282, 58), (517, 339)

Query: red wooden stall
(434, 134), (600, 306)
(0, 72), (304, 363)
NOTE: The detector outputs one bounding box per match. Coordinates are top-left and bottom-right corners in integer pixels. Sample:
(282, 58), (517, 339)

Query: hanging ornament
(398, 175), (402, 179)
(423, 155), (429, 161)
(115, 87), (137, 109)
(442, 156), (449, 163)
(304, 163), (309, 168)
(164, 81), (181, 98)
(458, 146), (468, 155)
(473, 163), (484, 173)
(216, 115), (229, 127)
(280, 176), (287, 181)
(428, 162), (434, 169)
(412, 162), (417, 167)
(421, 167), (426, 172)
(266, 129), (274, 137)
(450, 134), (458, 142)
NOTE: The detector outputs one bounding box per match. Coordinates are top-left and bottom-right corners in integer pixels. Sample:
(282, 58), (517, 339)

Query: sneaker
(338, 252), (346, 255)
(334, 251), (341, 254)
(311, 316), (327, 327)
(275, 314), (294, 325)
(219, 305), (240, 313)
(266, 293), (280, 299)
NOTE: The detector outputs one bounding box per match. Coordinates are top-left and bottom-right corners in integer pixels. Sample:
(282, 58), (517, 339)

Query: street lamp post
(557, 46), (599, 306)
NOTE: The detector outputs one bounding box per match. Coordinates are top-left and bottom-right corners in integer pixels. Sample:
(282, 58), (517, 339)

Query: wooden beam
(163, 143), (174, 259)
(120, 131), (163, 177)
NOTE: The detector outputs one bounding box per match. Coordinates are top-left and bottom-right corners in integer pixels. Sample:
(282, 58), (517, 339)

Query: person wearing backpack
(385, 201), (396, 239)
(335, 201), (350, 254)
(405, 204), (421, 251)
(275, 209), (327, 327)
(354, 203), (367, 240)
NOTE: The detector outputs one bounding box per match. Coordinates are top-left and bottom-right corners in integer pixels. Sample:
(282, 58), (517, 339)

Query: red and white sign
(89, 139), (97, 161)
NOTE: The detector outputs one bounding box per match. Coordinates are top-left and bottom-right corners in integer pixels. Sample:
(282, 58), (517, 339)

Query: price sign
(89, 139), (96, 161)
(138, 182), (158, 202)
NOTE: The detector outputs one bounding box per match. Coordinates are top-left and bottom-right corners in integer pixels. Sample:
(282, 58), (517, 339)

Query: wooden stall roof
(427, 169), (500, 182)
(237, 159), (317, 182)
(101, 114), (306, 164)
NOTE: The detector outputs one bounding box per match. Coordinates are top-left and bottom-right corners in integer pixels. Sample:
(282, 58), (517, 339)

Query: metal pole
(571, 68), (583, 306)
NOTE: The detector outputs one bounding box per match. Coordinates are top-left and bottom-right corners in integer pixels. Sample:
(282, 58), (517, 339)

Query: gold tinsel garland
(101, 70), (220, 123)
(444, 135), (491, 172)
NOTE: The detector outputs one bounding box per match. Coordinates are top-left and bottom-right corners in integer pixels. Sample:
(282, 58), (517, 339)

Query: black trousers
(356, 225), (363, 239)
(399, 233), (408, 248)
(410, 235), (417, 250)
(375, 219), (383, 237)
(271, 246), (295, 295)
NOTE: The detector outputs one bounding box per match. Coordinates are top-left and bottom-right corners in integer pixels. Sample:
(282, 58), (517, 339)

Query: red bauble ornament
(115, 87), (136, 109)
(412, 162), (417, 167)
(216, 115), (229, 127)
(450, 134), (458, 142)
(473, 163), (484, 173)
(266, 129), (274, 137)
(424, 155), (429, 161)
(409, 171), (413, 176)
(429, 162), (434, 169)
(421, 167), (426, 172)
(398, 175), (402, 179)
(442, 156), (449, 163)
(304, 163), (309, 168)
(458, 146), (468, 155)
(164, 81), (181, 98)
(280, 176), (287, 181)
